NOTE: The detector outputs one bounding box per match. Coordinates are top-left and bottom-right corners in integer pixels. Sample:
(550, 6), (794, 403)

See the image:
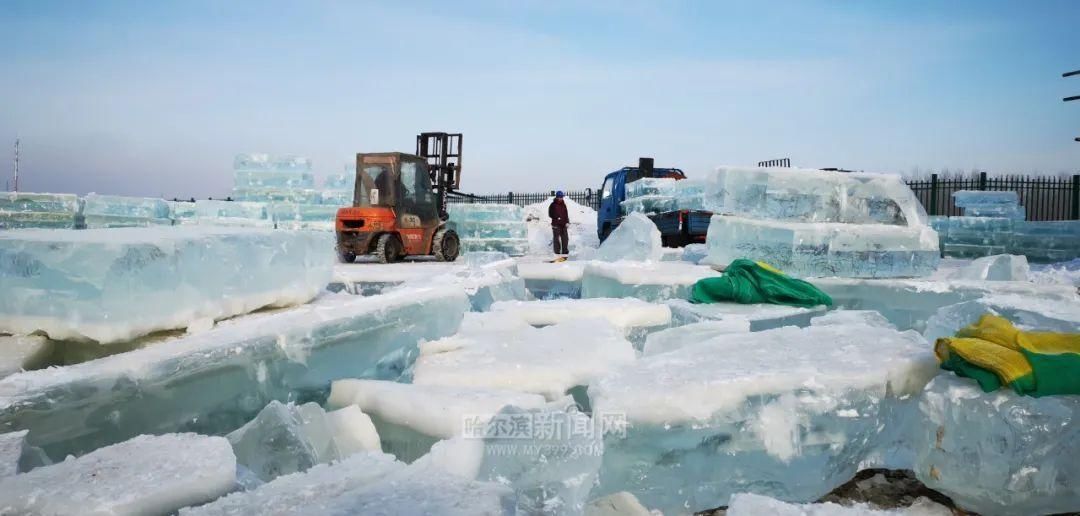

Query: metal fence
(907, 173), (1080, 220)
(453, 173), (1080, 221)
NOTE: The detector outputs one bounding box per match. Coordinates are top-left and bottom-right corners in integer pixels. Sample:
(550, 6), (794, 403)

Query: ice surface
(82, 193), (172, 228)
(517, 261), (586, 299)
(327, 379), (547, 462)
(581, 261), (720, 301)
(0, 227), (334, 343)
(584, 491), (655, 516)
(181, 452), (406, 516)
(1030, 258), (1080, 288)
(595, 212), (663, 262)
(0, 433), (236, 516)
(914, 374), (1080, 516)
(227, 400), (380, 482)
(268, 203), (337, 231)
(415, 256), (527, 311)
(642, 319), (751, 356)
(0, 286), (469, 459)
(947, 254), (1028, 281)
(922, 293), (1080, 342)
(810, 310), (895, 330)
(489, 298), (671, 332)
(0, 336), (53, 378)
(413, 317), (636, 403)
(726, 493), (952, 516)
(0, 192), (83, 229)
(665, 298), (828, 331)
(703, 215), (940, 279)
(588, 324), (938, 513)
(449, 204), (530, 255)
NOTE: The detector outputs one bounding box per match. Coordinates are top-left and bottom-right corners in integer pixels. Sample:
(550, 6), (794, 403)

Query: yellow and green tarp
(935, 314), (1080, 396)
(689, 259), (833, 308)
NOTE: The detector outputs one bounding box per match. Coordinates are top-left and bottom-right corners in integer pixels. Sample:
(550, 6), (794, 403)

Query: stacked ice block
(269, 203), (339, 231)
(0, 192), (84, 229)
(934, 190), (1080, 262)
(230, 154), (322, 206)
(702, 167), (940, 278)
(447, 204), (529, 255)
(620, 178), (706, 214)
(187, 199), (273, 227)
(81, 194), (172, 228)
(321, 171), (355, 207)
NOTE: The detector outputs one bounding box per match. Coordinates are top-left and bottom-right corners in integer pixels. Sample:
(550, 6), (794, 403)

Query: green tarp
(689, 259), (833, 308)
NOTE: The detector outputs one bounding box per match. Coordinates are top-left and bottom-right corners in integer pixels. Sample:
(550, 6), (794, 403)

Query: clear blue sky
(2, 1), (1079, 197)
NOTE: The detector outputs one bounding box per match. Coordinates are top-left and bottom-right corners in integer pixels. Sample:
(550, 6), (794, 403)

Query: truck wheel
(433, 228), (460, 262)
(337, 249), (356, 263)
(375, 234), (402, 264)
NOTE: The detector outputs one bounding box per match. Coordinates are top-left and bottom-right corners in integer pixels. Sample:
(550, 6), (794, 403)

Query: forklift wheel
(337, 249), (356, 263)
(432, 228), (460, 262)
(375, 234), (402, 264)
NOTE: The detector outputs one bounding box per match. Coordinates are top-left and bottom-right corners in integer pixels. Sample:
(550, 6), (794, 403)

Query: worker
(549, 191), (570, 255)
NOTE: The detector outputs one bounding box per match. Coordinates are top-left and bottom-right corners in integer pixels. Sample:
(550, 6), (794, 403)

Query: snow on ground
(1030, 258), (1080, 288)
(524, 196), (599, 256)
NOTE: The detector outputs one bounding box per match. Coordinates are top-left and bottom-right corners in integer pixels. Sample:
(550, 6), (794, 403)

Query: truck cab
(596, 157), (687, 241)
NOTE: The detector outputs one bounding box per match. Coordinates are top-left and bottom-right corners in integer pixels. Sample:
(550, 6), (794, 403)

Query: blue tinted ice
(0, 192), (83, 229)
(595, 212), (663, 262)
(952, 190), (1019, 207)
(82, 194), (172, 228)
(448, 204), (529, 255)
(269, 203), (337, 231)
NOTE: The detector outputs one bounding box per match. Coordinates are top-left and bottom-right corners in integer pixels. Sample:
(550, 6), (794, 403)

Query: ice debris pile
(0, 227), (334, 343)
(931, 190), (1080, 263)
(703, 166), (940, 278)
(447, 203), (529, 255)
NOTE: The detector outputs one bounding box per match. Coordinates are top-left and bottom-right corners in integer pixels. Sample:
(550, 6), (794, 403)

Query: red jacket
(548, 198), (569, 227)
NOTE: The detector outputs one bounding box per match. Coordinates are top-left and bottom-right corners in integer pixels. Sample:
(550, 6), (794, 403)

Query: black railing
(448, 189), (600, 212)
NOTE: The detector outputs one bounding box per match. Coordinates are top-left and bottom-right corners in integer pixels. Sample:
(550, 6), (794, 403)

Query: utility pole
(1066, 69), (1080, 142)
(12, 137), (19, 192)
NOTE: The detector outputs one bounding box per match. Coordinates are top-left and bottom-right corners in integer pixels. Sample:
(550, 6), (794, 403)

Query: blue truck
(596, 157), (713, 247)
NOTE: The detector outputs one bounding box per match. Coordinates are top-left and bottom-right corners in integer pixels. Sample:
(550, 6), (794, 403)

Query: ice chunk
(581, 261), (720, 301)
(1030, 258), (1080, 288)
(923, 293), (1080, 342)
(642, 319), (751, 356)
(412, 257), (527, 312)
(414, 318), (636, 404)
(665, 298), (826, 331)
(952, 190), (1019, 207)
(588, 324), (939, 513)
(187, 200), (273, 228)
(681, 243), (709, 264)
(727, 492), (952, 516)
(81, 193), (172, 228)
(703, 215), (940, 279)
(948, 254), (1029, 281)
(0, 227), (334, 343)
(0, 286), (468, 459)
(448, 203), (524, 222)
(448, 204), (530, 255)
(0, 433), (235, 516)
(181, 452), (406, 516)
(1010, 220), (1080, 263)
(811, 310), (896, 329)
(0, 192), (83, 229)
(595, 212), (663, 262)
(914, 374), (1080, 516)
(517, 261), (586, 299)
(227, 400), (379, 482)
(0, 336), (53, 378)
(269, 202), (338, 231)
(327, 379), (547, 462)
(0, 430), (28, 478)
(584, 492), (655, 516)
(489, 298), (671, 333)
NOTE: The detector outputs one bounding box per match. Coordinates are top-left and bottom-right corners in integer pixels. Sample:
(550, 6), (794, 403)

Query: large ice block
(952, 190), (1019, 207)
(0, 286), (469, 459)
(642, 319), (751, 356)
(227, 400), (380, 482)
(413, 255), (527, 312)
(188, 199), (273, 228)
(460, 236), (531, 256)
(704, 167), (928, 226)
(327, 379), (547, 462)
(448, 204), (530, 255)
(269, 202), (338, 231)
(0, 336), (53, 378)
(488, 298), (671, 342)
(580, 261), (720, 301)
(330, 261), (462, 295)
(413, 317), (636, 403)
(234, 153), (313, 172)
(0, 227), (334, 343)
(448, 203), (525, 222)
(233, 170), (315, 189)
(231, 187), (323, 204)
(947, 254), (1029, 281)
(588, 324), (939, 513)
(1009, 220), (1080, 263)
(517, 261), (586, 299)
(82, 193), (172, 228)
(595, 212), (663, 262)
(726, 492), (952, 516)
(704, 215), (941, 279)
(665, 298), (827, 331)
(914, 374), (1080, 516)
(181, 452), (406, 516)
(922, 293), (1080, 342)
(0, 433), (236, 516)
(0, 192), (83, 229)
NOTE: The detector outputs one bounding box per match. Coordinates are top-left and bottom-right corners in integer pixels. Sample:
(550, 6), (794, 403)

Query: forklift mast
(416, 132), (462, 219)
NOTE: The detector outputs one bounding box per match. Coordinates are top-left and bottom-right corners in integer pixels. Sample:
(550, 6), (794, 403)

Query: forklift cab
(353, 152), (440, 226)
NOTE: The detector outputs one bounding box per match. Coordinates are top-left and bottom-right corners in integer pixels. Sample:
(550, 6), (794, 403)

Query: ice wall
(82, 193), (172, 228)
(0, 192), (83, 229)
(934, 190), (1080, 262)
(0, 227), (334, 343)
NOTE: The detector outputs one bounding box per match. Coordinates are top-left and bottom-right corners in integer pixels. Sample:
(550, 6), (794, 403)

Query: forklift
(335, 132), (463, 263)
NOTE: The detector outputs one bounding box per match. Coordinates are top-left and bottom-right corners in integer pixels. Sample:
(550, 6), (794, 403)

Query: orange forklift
(335, 132), (463, 263)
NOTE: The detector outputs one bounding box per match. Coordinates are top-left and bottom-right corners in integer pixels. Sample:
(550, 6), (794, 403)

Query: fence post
(1072, 175), (1079, 220)
(929, 174), (938, 216)
(508, 191), (514, 205)
(979, 171), (987, 191)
